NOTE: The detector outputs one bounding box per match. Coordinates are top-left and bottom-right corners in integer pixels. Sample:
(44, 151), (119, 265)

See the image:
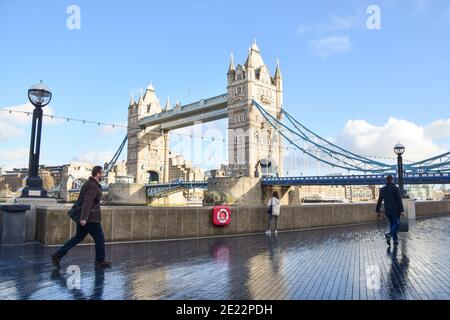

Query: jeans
(55, 222), (106, 262)
(388, 215), (400, 242)
(267, 215), (278, 231)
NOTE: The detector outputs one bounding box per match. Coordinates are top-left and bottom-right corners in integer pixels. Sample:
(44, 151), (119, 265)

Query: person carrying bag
(266, 191), (281, 236)
(375, 175), (405, 247)
(51, 166), (112, 269)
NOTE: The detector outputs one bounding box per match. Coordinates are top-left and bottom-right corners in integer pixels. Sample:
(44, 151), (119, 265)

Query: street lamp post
(21, 81), (52, 198)
(394, 143), (407, 199)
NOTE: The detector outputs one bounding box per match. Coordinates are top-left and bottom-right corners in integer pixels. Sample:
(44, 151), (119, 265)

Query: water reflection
(386, 240), (410, 300)
(212, 243), (231, 264)
(265, 235), (281, 273)
(49, 268), (106, 300)
(245, 235), (286, 299)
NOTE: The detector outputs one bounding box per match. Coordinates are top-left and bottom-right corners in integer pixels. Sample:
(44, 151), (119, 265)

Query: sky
(0, 0), (449, 175)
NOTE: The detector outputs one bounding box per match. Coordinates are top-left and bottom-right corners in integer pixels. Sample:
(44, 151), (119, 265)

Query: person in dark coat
(376, 175), (404, 247)
(51, 166), (112, 268)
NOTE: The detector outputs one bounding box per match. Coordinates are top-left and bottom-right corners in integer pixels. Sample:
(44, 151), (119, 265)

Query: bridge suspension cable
(253, 100), (450, 174)
(253, 100), (396, 173)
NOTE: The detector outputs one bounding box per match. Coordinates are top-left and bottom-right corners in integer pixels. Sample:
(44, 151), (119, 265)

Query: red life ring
(213, 206), (231, 226)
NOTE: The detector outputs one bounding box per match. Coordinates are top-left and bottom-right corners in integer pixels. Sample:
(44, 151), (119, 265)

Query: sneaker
(265, 230), (271, 235)
(385, 233), (391, 246)
(51, 253), (61, 269)
(95, 261), (112, 269)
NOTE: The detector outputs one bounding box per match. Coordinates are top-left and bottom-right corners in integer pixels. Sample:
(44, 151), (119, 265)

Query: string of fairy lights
(0, 107), (411, 163)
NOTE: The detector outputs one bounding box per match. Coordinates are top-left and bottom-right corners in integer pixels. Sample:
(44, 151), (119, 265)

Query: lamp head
(394, 143), (405, 156)
(28, 81), (52, 107)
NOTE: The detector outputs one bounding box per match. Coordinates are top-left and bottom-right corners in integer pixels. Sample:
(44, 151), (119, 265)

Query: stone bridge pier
(207, 177), (292, 206)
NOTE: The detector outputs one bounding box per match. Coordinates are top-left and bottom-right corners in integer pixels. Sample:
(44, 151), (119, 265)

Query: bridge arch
(147, 170), (159, 183)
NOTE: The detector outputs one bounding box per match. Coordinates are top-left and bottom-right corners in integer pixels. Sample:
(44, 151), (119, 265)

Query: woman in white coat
(266, 191), (281, 235)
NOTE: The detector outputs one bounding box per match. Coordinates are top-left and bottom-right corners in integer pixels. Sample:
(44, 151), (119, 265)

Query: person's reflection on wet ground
(265, 235), (281, 273)
(386, 239), (410, 300)
(50, 267), (105, 300)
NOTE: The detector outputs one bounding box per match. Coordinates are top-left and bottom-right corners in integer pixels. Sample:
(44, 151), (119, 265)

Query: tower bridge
(113, 41), (450, 203)
(127, 41), (284, 185)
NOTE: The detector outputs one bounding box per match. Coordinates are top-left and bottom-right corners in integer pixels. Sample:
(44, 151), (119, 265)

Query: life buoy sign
(213, 206), (231, 226)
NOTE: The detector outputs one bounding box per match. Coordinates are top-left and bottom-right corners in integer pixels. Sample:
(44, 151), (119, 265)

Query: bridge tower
(127, 85), (170, 184)
(227, 41), (283, 177)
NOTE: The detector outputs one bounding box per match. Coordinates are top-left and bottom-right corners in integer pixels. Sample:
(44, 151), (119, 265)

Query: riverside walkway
(1, 214), (449, 300)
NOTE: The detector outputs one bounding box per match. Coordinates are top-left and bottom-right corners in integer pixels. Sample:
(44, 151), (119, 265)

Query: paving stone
(1, 215), (450, 300)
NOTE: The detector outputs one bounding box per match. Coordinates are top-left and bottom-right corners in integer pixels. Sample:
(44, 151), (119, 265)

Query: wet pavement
(1, 215), (450, 300)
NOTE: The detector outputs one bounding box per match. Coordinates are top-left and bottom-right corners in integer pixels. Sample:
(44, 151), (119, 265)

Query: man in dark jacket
(376, 175), (404, 247)
(51, 166), (112, 268)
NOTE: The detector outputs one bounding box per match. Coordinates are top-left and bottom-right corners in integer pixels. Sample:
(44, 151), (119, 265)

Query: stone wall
(34, 201), (450, 246)
(415, 200), (450, 217)
(207, 177), (262, 205)
(35, 203), (378, 245)
(107, 183), (147, 205)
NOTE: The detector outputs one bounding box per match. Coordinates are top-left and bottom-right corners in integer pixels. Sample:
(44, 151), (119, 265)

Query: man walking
(51, 166), (112, 268)
(376, 175), (404, 247)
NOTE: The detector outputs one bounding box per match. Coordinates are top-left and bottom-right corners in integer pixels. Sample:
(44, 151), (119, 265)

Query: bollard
(0, 205), (31, 244)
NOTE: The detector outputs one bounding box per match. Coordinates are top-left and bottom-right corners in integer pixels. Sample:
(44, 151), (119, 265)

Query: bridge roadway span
(139, 93), (228, 130)
(146, 173), (450, 196)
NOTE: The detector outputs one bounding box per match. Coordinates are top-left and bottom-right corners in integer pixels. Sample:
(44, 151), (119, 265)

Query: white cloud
(413, 0), (429, 15)
(72, 150), (114, 166)
(334, 117), (450, 162)
(0, 103), (60, 124)
(0, 121), (25, 141)
(444, 5), (450, 22)
(424, 119), (450, 141)
(309, 36), (352, 59)
(97, 123), (127, 135)
(0, 148), (29, 169)
(297, 25), (310, 35)
(318, 14), (362, 32)
(0, 103), (63, 142)
(298, 12), (363, 35)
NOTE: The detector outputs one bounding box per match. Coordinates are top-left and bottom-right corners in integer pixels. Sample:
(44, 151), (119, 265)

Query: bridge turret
(164, 95), (171, 111)
(227, 41), (284, 177)
(274, 59), (283, 113)
(129, 93), (136, 107)
(227, 53), (236, 83)
(274, 59), (282, 82)
(142, 84), (163, 116)
(127, 83), (169, 184)
(137, 91), (144, 114)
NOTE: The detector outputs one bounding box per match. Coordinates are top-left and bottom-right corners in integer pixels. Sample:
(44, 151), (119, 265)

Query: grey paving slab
(1, 214), (450, 300)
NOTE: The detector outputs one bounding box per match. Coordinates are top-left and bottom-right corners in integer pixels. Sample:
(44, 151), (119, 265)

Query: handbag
(398, 213), (409, 233)
(68, 184), (85, 224)
(267, 199), (273, 215)
(68, 201), (82, 224)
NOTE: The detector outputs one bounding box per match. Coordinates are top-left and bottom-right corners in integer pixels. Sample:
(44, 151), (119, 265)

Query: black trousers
(55, 222), (105, 262)
(267, 215), (278, 231)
